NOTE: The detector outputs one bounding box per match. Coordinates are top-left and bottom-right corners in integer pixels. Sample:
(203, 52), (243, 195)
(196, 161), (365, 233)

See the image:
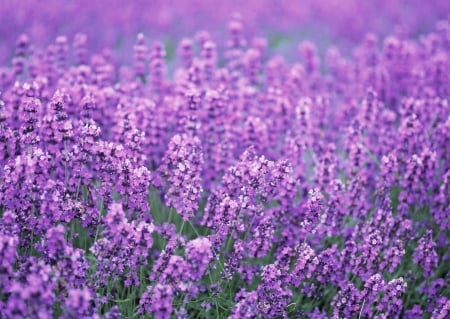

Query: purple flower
(64, 287), (94, 317)
(413, 230), (438, 277)
(185, 237), (213, 281)
(229, 290), (259, 319)
(160, 133), (204, 221)
(139, 283), (173, 319)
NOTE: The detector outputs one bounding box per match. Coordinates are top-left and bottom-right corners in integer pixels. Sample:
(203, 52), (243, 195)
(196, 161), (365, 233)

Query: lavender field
(1, 1), (450, 318)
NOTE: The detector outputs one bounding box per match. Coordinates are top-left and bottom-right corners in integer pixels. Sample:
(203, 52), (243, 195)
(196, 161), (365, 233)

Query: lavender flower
(160, 133), (204, 221)
(185, 237), (213, 281)
(139, 284), (174, 319)
(413, 230), (438, 277)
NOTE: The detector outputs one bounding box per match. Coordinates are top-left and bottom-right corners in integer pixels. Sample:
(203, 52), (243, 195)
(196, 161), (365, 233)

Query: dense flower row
(1, 11), (450, 319)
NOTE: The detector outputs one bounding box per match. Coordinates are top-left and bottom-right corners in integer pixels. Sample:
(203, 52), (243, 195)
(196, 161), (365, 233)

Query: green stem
(179, 221), (186, 235)
(94, 199), (104, 243)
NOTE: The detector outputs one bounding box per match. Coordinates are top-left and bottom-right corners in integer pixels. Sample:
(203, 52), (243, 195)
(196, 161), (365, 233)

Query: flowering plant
(0, 2), (449, 318)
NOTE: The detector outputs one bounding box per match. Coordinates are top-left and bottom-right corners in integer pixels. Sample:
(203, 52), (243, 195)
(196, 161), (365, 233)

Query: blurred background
(1, 0), (450, 63)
